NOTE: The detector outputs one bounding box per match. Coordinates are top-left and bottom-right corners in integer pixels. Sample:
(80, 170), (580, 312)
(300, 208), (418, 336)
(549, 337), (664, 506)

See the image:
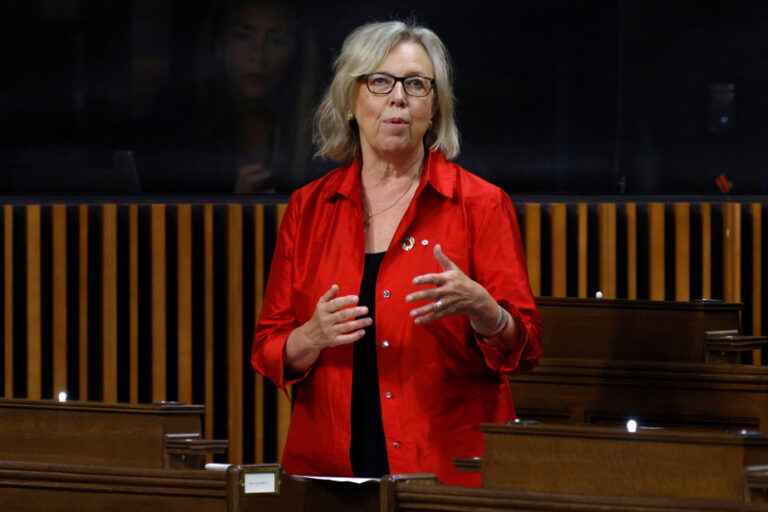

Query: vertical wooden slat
(625, 203), (638, 300)
(577, 203), (588, 298)
(550, 203), (567, 297)
(597, 203), (617, 299)
(701, 203), (712, 299)
(751, 203), (762, 365)
(276, 203), (291, 463)
(129, 205), (139, 404)
(78, 205), (89, 399)
(723, 204), (733, 303)
(648, 202), (665, 300)
(674, 203), (691, 301)
(204, 205), (215, 440)
(723, 203), (742, 304)
(524, 203), (541, 296)
(4, 206), (13, 397)
(733, 203), (742, 303)
(102, 204), (118, 403)
(253, 205), (265, 463)
(52, 205), (67, 395)
(177, 204), (193, 404)
(151, 204), (167, 402)
(227, 205), (244, 464)
(26, 205), (42, 400)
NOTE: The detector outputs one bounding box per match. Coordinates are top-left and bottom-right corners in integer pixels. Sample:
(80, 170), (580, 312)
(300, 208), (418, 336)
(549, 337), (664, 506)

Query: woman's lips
(383, 118), (408, 125)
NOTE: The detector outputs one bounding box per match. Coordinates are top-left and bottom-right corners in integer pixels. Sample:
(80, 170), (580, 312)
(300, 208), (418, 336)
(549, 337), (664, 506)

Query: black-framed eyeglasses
(361, 72), (435, 97)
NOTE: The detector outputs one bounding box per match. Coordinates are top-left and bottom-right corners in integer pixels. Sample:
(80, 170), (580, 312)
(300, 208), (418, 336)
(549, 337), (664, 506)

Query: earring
(347, 112), (355, 122)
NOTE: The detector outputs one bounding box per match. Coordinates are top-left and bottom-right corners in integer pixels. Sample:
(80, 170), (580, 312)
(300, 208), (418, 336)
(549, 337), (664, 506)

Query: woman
(141, 0), (319, 194)
(251, 20), (542, 487)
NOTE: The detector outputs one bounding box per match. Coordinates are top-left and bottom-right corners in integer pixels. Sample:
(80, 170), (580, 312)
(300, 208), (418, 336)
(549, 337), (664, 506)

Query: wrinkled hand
(301, 284), (372, 350)
(406, 244), (497, 328)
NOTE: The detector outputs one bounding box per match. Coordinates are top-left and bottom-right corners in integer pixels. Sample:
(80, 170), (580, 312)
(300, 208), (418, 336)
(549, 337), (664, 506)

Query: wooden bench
(478, 422), (768, 501)
(0, 462), (383, 512)
(0, 399), (225, 469)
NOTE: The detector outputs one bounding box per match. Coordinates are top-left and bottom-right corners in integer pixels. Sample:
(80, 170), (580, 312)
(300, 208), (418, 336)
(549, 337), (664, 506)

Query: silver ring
(435, 299), (444, 311)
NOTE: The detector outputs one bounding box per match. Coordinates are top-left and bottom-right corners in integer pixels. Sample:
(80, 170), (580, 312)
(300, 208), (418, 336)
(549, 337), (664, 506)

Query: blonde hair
(314, 20), (460, 163)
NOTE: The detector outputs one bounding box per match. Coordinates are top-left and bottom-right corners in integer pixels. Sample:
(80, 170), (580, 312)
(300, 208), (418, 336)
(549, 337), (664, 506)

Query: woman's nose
(389, 81), (407, 105)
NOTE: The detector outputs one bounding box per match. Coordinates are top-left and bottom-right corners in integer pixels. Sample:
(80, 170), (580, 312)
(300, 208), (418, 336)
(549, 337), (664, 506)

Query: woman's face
(354, 41), (435, 159)
(224, 3), (298, 100)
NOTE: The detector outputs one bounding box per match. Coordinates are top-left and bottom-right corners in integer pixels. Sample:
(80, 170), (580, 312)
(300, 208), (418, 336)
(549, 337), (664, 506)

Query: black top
(350, 251), (390, 477)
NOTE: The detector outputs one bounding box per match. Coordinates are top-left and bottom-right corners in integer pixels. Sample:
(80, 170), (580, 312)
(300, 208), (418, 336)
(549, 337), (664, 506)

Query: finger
(409, 302), (437, 318)
(412, 295), (455, 319)
(411, 272), (447, 287)
(405, 288), (442, 303)
(332, 306), (369, 323)
(333, 316), (373, 334)
(329, 329), (367, 347)
(325, 294), (360, 312)
(319, 284), (340, 303)
(434, 244), (457, 271)
(413, 310), (443, 325)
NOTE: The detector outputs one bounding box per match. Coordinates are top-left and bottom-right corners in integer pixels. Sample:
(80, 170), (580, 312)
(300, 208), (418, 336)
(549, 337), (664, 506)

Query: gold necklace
(363, 171), (420, 228)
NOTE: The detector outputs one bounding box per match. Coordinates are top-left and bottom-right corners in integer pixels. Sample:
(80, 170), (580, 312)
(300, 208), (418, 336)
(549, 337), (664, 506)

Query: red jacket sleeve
(470, 189), (543, 374)
(251, 194), (309, 390)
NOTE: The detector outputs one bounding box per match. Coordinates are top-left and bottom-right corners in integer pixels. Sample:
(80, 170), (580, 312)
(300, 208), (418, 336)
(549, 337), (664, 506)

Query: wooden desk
(479, 422), (768, 501)
(385, 476), (768, 512)
(0, 399), (204, 468)
(536, 297), (742, 363)
(511, 359), (768, 430)
(0, 462), (383, 512)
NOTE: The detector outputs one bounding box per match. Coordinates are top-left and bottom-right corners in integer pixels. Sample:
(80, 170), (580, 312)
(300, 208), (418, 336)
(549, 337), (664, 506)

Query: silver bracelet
(471, 304), (509, 338)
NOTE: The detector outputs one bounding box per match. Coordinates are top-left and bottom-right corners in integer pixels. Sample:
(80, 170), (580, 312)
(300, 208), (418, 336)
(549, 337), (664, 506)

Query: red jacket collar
(323, 149), (457, 202)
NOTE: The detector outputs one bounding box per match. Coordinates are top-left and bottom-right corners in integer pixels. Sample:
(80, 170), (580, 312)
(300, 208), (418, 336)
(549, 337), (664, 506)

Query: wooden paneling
(101, 205), (118, 403)
(597, 203), (617, 299)
(52, 205), (67, 396)
(752, 203), (762, 365)
(275, 204), (291, 463)
(3, 206), (13, 398)
(752, 203), (763, 336)
(253, 205), (265, 463)
(177, 205), (193, 405)
(549, 204), (567, 297)
(648, 203), (665, 301)
(203, 205), (215, 441)
(625, 203), (637, 300)
(2, 197), (767, 467)
(129, 205), (139, 404)
(151, 204), (166, 402)
(674, 203), (690, 301)
(227, 205), (244, 464)
(577, 203), (588, 298)
(700, 203), (712, 299)
(78, 205), (89, 399)
(723, 203), (742, 303)
(524, 204), (541, 296)
(26, 205), (41, 400)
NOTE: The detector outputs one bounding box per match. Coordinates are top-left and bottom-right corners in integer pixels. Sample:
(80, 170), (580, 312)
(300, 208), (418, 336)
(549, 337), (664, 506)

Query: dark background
(2, 0), (766, 195)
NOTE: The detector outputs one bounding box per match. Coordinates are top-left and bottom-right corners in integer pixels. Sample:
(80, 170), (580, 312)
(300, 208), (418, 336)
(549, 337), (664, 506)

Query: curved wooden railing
(0, 196), (765, 465)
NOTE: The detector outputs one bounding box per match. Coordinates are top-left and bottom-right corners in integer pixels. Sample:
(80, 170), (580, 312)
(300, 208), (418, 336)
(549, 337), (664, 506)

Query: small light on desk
(57, 391), (68, 403)
(595, 291), (604, 299)
(626, 419), (638, 433)
(514, 418), (521, 424)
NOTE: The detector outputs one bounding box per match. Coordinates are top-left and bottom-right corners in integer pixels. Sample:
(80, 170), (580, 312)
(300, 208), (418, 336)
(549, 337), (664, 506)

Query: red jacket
(251, 149), (542, 486)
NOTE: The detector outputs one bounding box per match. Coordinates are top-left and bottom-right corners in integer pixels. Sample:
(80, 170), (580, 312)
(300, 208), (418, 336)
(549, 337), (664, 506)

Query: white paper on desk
(295, 475), (379, 484)
(244, 472), (277, 494)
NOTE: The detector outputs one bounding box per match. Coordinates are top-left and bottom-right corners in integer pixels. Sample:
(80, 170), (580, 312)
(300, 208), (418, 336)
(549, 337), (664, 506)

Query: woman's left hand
(406, 244), (499, 329)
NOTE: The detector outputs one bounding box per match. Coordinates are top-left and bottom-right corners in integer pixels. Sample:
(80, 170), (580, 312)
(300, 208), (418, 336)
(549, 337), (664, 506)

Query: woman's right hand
(285, 284), (371, 373)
